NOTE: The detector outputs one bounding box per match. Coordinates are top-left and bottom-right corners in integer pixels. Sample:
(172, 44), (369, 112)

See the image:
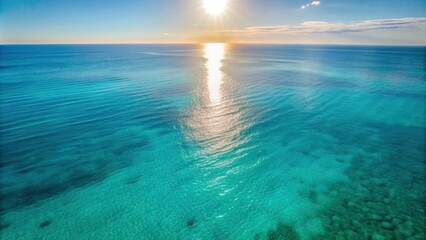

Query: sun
(203, 0), (227, 16)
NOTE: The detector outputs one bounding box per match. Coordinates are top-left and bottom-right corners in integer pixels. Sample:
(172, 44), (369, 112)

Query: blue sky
(1, 0), (425, 44)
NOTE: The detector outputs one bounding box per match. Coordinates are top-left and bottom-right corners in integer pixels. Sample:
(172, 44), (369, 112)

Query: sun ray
(203, 0), (227, 16)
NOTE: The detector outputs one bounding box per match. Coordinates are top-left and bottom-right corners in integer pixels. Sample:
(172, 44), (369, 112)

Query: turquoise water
(0, 44), (425, 239)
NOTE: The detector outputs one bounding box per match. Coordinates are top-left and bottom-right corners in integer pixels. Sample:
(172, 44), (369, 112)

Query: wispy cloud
(191, 17), (426, 44)
(301, 1), (321, 9)
(225, 18), (426, 34)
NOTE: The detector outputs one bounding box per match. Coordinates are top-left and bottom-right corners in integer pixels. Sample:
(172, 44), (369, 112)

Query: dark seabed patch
(112, 138), (150, 156)
(262, 223), (300, 240)
(0, 150), (139, 214)
(316, 149), (426, 240)
(0, 222), (11, 231)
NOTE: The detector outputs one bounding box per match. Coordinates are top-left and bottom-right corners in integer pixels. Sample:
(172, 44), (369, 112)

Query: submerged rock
(331, 215), (340, 222)
(380, 221), (393, 230)
(395, 225), (414, 237)
(39, 220), (52, 229)
(254, 233), (262, 240)
(369, 213), (383, 221)
(186, 219), (196, 228)
(124, 175), (141, 185)
(370, 233), (386, 240)
(351, 219), (361, 227)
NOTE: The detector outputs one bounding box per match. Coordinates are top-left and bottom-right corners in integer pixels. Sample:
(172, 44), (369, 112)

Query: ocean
(0, 44), (425, 239)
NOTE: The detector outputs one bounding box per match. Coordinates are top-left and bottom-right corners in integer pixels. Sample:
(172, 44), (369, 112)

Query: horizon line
(1, 42), (425, 47)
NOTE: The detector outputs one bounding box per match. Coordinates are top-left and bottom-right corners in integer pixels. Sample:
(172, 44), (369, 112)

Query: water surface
(0, 44), (425, 239)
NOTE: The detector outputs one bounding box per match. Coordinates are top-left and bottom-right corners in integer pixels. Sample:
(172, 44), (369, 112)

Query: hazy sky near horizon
(1, 0), (426, 44)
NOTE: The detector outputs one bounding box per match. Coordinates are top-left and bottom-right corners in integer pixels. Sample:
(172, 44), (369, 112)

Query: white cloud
(195, 17), (426, 44)
(301, 1), (321, 9)
(235, 18), (426, 34)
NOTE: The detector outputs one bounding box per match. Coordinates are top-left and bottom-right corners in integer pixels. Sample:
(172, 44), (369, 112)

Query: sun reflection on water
(185, 43), (252, 161)
(205, 43), (225, 105)
(181, 43), (257, 199)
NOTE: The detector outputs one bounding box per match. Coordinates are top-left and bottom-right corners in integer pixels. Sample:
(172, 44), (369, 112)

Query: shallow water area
(0, 44), (425, 239)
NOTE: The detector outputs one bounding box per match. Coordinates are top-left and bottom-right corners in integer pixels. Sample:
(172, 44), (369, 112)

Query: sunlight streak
(184, 43), (251, 156)
(205, 43), (225, 105)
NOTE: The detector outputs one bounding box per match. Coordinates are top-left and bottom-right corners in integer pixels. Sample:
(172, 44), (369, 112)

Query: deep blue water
(0, 44), (425, 239)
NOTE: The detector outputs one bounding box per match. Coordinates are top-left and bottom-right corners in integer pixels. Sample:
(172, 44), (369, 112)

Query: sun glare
(203, 0), (227, 16)
(205, 43), (225, 104)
